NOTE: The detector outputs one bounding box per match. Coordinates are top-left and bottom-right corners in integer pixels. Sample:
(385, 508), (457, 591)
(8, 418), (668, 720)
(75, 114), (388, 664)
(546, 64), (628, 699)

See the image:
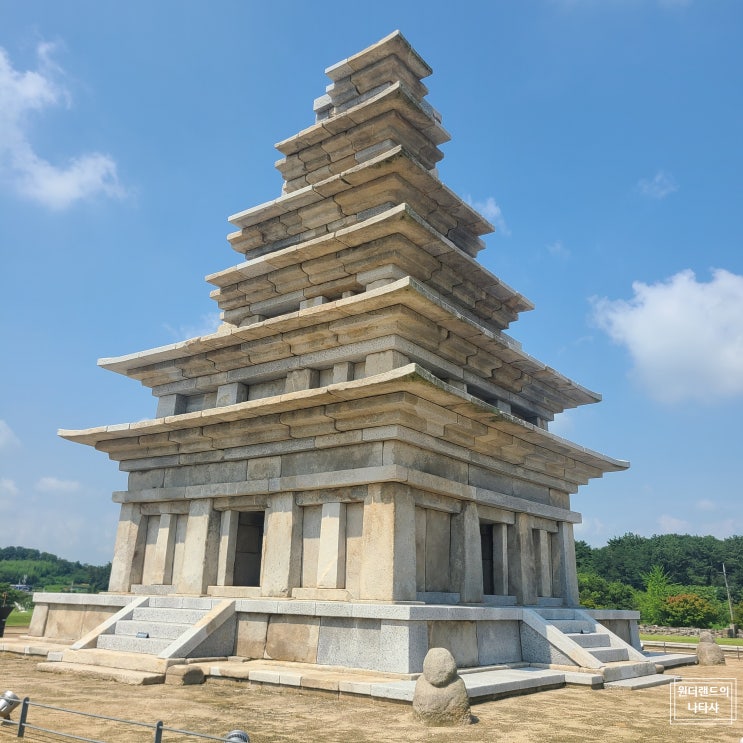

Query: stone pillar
(156, 394), (187, 417)
(450, 501), (483, 603)
(108, 503), (148, 592)
(359, 483), (416, 601)
(331, 362), (353, 383)
(552, 521), (579, 606)
(316, 502), (347, 588)
(364, 350), (409, 375)
(508, 513), (537, 605)
(216, 510), (239, 586)
(149, 513), (177, 585)
(534, 530), (552, 597)
(285, 368), (319, 392)
(216, 382), (248, 407)
(492, 522), (509, 595)
(175, 499), (221, 595)
(261, 492), (302, 597)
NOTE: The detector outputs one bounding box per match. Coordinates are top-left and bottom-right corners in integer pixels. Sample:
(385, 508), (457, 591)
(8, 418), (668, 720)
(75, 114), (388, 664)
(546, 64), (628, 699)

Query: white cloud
(466, 195), (511, 237)
(592, 269), (743, 404)
(36, 476), (80, 493)
(574, 516), (605, 543)
(548, 410), (574, 437)
(0, 42), (125, 210)
(696, 499), (717, 512)
(0, 478), (19, 497)
(546, 240), (570, 259)
(636, 170), (678, 199)
(658, 514), (689, 533)
(0, 420), (20, 450)
(164, 311), (222, 341)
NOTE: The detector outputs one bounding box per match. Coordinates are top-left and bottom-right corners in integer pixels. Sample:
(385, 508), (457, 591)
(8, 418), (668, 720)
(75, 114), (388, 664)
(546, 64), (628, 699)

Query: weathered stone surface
(422, 646), (458, 687)
(413, 648), (471, 726)
(697, 637), (726, 665)
(264, 615), (320, 663)
(165, 664), (205, 685)
(428, 621), (478, 668)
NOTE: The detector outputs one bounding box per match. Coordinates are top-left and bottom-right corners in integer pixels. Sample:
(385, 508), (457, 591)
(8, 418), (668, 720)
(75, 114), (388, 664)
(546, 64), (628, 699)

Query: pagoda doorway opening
(233, 511), (265, 587)
(480, 521), (508, 597)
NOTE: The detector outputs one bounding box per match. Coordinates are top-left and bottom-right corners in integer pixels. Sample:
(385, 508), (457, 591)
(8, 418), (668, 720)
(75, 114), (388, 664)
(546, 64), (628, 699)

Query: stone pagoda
(31, 33), (665, 687)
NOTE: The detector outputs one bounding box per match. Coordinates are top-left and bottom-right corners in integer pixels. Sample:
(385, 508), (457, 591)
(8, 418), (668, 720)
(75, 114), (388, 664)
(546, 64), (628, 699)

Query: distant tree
(578, 572), (636, 610)
(637, 564), (672, 624)
(0, 583), (33, 611)
(734, 601), (743, 627)
(664, 593), (722, 628)
(574, 540), (594, 573)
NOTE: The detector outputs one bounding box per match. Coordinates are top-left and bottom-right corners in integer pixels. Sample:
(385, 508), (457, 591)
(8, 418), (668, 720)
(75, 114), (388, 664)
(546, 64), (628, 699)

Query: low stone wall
(233, 602), (527, 673)
(29, 593), (131, 640)
(639, 624), (740, 639)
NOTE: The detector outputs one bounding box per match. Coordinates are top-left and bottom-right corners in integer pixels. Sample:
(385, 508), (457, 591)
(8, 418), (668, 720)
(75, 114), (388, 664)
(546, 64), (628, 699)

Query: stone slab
(37, 661), (165, 686)
(462, 668), (565, 699)
(604, 673), (677, 690)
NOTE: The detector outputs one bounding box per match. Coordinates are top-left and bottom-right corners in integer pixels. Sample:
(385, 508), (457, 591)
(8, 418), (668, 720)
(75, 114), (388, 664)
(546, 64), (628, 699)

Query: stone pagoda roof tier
(97, 277), (598, 417)
(275, 80), (449, 193)
(59, 364), (628, 495)
(227, 145), (493, 259)
(212, 203), (532, 330)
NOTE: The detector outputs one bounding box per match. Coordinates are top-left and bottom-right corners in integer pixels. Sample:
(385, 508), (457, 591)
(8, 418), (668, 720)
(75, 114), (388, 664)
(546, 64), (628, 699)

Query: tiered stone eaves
(58, 30), (627, 610)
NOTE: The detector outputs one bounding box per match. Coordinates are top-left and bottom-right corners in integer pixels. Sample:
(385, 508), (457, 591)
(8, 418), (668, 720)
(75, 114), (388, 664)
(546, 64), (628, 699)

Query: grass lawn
(640, 632), (743, 645)
(4, 609), (31, 627)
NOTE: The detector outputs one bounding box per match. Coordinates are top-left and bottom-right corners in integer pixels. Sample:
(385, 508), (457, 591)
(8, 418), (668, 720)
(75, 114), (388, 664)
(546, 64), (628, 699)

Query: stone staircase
(527, 608), (683, 689)
(96, 598), (211, 655)
(37, 596), (237, 684)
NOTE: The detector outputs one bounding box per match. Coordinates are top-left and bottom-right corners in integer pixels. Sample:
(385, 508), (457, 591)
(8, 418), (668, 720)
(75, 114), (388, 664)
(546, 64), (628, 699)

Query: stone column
(492, 522), (509, 595)
(149, 513), (177, 585)
(534, 530), (552, 598)
(450, 501), (483, 603)
(552, 521), (579, 606)
(216, 510), (239, 586)
(316, 502), (347, 589)
(108, 503), (147, 592)
(175, 499), (221, 595)
(508, 512), (537, 605)
(261, 492), (302, 597)
(359, 483), (416, 601)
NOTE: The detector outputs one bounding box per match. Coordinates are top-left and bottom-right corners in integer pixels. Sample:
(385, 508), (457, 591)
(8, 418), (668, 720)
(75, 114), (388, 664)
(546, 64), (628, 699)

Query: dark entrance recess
(233, 511), (265, 586)
(480, 523), (494, 595)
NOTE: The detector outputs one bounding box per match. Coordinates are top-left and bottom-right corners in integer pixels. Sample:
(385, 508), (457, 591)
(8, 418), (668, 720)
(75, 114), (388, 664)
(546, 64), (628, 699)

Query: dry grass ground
(1, 650), (742, 743)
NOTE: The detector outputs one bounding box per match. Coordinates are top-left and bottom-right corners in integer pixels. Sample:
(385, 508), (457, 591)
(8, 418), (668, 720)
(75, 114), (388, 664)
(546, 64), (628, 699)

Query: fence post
(154, 720), (163, 743)
(17, 697), (29, 738)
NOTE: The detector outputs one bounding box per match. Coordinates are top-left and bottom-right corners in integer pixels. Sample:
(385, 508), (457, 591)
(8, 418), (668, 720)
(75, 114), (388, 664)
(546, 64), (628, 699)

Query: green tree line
(0, 546), (111, 594)
(577, 533), (743, 628)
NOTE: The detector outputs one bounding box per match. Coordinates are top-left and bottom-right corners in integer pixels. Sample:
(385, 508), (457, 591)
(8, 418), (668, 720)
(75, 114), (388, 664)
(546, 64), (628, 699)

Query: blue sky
(1, 1), (741, 565)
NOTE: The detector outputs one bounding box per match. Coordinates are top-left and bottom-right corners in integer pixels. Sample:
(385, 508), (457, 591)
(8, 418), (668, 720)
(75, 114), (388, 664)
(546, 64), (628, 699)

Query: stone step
(59, 647), (178, 673)
(547, 619), (593, 633)
(97, 634), (172, 655)
(114, 620), (191, 640)
(534, 608), (577, 620)
(602, 661), (658, 683)
(605, 673), (675, 690)
(147, 596), (215, 610)
(131, 607), (208, 624)
(565, 632), (611, 649)
(38, 661), (164, 685)
(590, 647), (629, 663)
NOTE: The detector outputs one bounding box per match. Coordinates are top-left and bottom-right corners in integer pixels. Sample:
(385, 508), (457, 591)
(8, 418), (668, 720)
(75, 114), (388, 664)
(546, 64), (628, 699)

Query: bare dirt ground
(1, 649), (742, 743)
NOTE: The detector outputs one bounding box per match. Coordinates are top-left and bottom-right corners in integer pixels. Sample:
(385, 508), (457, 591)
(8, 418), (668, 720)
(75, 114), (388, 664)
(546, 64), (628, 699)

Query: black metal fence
(2, 696), (246, 742)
